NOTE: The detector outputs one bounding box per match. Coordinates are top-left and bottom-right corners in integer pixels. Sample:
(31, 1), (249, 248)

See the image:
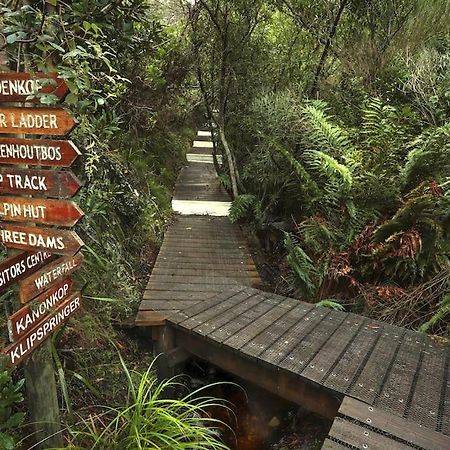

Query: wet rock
(268, 416), (281, 428)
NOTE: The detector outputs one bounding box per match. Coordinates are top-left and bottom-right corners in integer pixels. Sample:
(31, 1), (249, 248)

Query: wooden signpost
(8, 278), (73, 341)
(4, 291), (82, 367)
(19, 253), (83, 303)
(0, 137), (80, 167)
(0, 72), (69, 102)
(0, 223), (84, 256)
(0, 167), (82, 197)
(0, 106), (77, 135)
(0, 196), (84, 226)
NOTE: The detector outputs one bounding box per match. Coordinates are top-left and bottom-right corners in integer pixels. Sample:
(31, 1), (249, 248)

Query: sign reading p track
(0, 70), (84, 368)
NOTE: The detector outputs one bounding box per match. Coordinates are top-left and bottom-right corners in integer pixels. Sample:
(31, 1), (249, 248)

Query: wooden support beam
(172, 326), (341, 420)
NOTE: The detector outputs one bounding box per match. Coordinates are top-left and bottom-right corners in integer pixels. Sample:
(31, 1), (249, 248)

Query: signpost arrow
(0, 196), (84, 226)
(0, 72), (69, 103)
(19, 253), (83, 303)
(0, 251), (55, 294)
(0, 223), (84, 256)
(2, 291), (81, 367)
(0, 106), (77, 136)
(0, 137), (80, 167)
(8, 278), (73, 341)
(0, 167), (82, 198)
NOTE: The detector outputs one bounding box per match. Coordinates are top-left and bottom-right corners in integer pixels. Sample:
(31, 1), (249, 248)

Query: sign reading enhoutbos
(0, 72), (69, 102)
(0, 107), (77, 135)
(0, 138), (80, 167)
(8, 278), (73, 341)
(19, 253), (83, 303)
(0, 251), (54, 293)
(3, 291), (81, 367)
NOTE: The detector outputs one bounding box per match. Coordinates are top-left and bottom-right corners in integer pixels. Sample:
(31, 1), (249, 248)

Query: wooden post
(0, 11), (63, 449)
(155, 325), (176, 381)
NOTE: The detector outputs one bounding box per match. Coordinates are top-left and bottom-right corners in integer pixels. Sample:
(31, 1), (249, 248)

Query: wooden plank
(0, 106), (77, 135)
(0, 72), (68, 102)
(0, 167), (82, 198)
(138, 300), (200, 310)
(339, 397), (450, 450)
(0, 196), (84, 226)
(8, 278), (73, 341)
(0, 251), (55, 294)
(141, 290), (216, 302)
(144, 283), (226, 292)
(0, 138), (80, 167)
(322, 322), (382, 393)
(321, 439), (349, 450)
(301, 314), (364, 384)
(151, 267), (259, 278)
(2, 291), (81, 367)
(348, 327), (405, 404)
(0, 223), (84, 256)
(329, 417), (414, 450)
(279, 310), (347, 374)
(240, 302), (313, 358)
(19, 253), (83, 303)
(259, 308), (330, 366)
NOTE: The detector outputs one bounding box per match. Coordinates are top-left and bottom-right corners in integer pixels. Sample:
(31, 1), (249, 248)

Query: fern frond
(229, 194), (262, 224)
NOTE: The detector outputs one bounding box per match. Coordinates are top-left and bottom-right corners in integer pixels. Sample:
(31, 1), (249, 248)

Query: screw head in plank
(19, 253), (83, 303)
(0, 72), (69, 103)
(0, 106), (77, 136)
(8, 278), (74, 341)
(0, 137), (80, 167)
(0, 196), (84, 227)
(2, 291), (82, 367)
(0, 224), (84, 256)
(0, 251), (56, 294)
(0, 167), (82, 198)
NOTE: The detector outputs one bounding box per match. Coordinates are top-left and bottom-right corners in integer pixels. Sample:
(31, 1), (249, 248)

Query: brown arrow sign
(0, 251), (55, 294)
(0, 137), (80, 167)
(0, 72), (69, 103)
(0, 196), (84, 226)
(0, 167), (82, 198)
(19, 253), (83, 303)
(3, 291), (81, 367)
(0, 224), (84, 256)
(8, 278), (73, 341)
(0, 106), (77, 136)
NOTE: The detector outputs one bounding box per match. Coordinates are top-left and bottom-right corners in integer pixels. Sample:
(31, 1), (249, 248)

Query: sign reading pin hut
(0, 72), (84, 367)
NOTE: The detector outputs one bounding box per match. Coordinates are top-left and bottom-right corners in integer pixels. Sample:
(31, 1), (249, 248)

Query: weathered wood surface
(0, 251), (55, 294)
(137, 128), (450, 446)
(0, 72), (68, 102)
(0, 137), (80, 167)
(19, 253), (83, 303)
(0, 223), (84, 255)
(0, 167), (82, 197)
(0, 106), (77, 135)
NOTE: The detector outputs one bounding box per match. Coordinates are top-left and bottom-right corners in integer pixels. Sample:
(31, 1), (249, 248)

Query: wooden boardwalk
(136, 129), (450, 449)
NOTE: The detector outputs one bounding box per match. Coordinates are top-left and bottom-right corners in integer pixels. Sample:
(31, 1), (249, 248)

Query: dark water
(184, 362), (331, 450)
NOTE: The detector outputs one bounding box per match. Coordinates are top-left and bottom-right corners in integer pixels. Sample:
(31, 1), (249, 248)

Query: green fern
(229, 194), (262, 223)
(316, 299), (345, 311)
(418, 292), (450, 334)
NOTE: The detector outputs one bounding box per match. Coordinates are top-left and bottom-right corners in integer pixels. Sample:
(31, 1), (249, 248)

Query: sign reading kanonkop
(0, 72), (84, 367)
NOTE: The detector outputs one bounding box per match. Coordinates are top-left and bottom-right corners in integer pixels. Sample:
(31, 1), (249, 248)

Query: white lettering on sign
(7, 295), (81, 365)
(2, 202), (47, 219)
(0, 79), (43, 97)
(34, 258), (77, 290)
(0, 173), (47, 191)
(0, 229), (64, 251)
(0, 112), (58, 130)
(0, 252), (51, 288)
(0, 143), (62, 161)
(13, 282), (71, 336)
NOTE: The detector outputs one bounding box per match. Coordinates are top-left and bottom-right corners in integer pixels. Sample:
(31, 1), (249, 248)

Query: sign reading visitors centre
(0, 167), (82, 198)
(19, 253), (83, 303)
(0, 137), (80, 167)
(0, 72), (69, 102)
(8, 278), (73, 341)
(0, 196), (84, 226)
(0, 106), (77, 135)
(3, 291), (81, 367)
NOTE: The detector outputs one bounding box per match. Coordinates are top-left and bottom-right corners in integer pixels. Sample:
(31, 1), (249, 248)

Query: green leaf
(46, 0), (57, 5)
(0, 432), (15, 450)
